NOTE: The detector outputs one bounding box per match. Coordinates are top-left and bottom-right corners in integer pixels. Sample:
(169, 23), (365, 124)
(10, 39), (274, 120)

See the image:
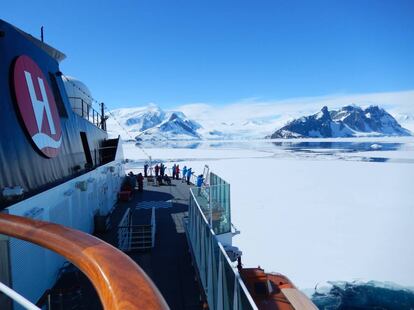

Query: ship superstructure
(0, 19), (126, 309)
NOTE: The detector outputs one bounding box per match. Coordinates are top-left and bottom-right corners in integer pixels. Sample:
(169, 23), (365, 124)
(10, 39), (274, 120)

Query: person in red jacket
(176, 164), (180, 180)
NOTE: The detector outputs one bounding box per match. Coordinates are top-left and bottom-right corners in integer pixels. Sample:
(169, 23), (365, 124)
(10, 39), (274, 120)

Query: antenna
(41, 26), (44, 42)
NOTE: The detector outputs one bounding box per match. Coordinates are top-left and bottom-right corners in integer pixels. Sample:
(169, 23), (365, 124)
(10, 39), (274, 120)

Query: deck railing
(118, 208), (132, 251)
(0, 213), (168, 310)
(187, 187), (258, 310)
(151, 207), (156, 248)
(0, 281), (40, 310)
(68, 96), (106, 130)
(118, 207), (156, 251)
(191, 184), (232, 235)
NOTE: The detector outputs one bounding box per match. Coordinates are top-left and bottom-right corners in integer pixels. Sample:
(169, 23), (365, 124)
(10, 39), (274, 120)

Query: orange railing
(0, 213), (169, 310)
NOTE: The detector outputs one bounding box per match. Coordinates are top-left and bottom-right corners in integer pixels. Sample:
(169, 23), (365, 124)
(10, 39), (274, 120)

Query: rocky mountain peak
(270, 105), (411, 138)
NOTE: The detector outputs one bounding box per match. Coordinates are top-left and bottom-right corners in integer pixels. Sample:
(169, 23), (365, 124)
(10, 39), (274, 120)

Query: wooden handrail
(0, 213), (169, 310)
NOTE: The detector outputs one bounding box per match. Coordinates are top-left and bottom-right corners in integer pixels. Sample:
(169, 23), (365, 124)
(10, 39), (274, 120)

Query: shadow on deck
(49, 178), (203, 310)
(101, 178), (203, 309)
(43, 180), (202, 310)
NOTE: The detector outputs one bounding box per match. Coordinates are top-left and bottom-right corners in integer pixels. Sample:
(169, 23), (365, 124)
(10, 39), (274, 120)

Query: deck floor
(50, 178), (203, 310)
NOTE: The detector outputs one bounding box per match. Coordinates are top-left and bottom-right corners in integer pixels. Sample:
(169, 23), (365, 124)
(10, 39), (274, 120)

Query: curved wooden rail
(0, 213), (169, 310)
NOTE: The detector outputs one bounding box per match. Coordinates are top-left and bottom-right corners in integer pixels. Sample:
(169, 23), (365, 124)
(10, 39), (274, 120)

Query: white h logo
(24, 71), (56, 134)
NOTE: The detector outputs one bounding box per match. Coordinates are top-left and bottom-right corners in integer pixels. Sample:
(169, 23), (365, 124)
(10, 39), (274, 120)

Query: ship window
(49, 72), (68, 118)
(254, 282), (268, 295)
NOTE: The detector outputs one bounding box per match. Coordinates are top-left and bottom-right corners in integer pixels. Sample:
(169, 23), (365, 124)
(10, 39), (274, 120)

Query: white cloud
(108, 90), (414, 139)
(176, 90), (414, 130)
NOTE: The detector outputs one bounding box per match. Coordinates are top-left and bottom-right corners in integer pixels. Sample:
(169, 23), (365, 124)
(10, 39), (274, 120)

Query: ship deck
(51, 178), (203, 310)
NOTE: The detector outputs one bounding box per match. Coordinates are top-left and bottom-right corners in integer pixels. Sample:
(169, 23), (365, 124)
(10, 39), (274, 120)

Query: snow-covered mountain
(394, 113), (414, 133)
(124, 104), (166, 131)
(107, 104), (202, 140)
(107, 103), (413, 140)
(136, 111), (202, 141)
(269, 105), (412, 138)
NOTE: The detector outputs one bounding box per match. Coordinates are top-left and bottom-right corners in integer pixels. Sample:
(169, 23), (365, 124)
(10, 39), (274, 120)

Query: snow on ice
(122, 138), (414, 292)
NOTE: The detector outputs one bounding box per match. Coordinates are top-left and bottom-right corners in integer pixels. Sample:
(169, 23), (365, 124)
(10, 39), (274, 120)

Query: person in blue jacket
(196, 174), (204, 195)
(182, 166), (187, 182)
(186, 168), (192, 185)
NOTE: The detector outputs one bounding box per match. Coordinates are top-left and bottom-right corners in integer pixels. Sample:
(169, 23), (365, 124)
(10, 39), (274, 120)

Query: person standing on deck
(196, 174), (204, 196)
(172, 164), (177, 179)
(127, 171), (136, 189)
(182, 166), (187, 182)
(144, 163), (148, 177)
(186, 168), (192, 185)
(137, 173), (144, 192)
(160, 163), (165, 177)
(155, 164), (159, 177)
(176, 164), (180, 180)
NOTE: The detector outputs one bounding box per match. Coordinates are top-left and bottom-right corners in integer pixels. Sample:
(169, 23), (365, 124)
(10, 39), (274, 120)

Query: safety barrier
(187, 187), (258, 310)
(151, 207), (156, 248)
(118, 207), (156, 251)
(118, 208), (132, 251)
(68, 97), (106, 130)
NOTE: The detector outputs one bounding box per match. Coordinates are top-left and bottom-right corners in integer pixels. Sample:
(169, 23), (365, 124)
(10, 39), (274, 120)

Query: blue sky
(2, 0), (414, 110)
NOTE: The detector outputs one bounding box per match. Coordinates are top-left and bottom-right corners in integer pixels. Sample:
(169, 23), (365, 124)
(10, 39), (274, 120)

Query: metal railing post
(151, 207), (156, 248)
(0, 281), (41, 310)
(101, 102), (105, 130)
